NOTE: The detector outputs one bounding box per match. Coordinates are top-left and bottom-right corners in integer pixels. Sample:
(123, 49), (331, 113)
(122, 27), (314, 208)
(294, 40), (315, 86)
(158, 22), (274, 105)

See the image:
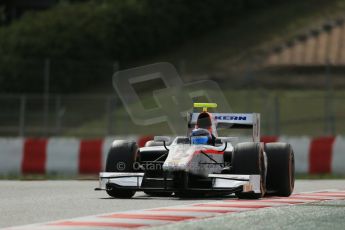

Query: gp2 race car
(96, 103), (295, 199)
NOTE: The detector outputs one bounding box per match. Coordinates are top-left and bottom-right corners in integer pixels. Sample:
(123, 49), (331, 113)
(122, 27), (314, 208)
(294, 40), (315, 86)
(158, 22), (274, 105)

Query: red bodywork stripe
(309, 137), (335, 174)
(201, 149), (224, 155)
(22, 138), (47, 174)
(79, 139), (102, 174)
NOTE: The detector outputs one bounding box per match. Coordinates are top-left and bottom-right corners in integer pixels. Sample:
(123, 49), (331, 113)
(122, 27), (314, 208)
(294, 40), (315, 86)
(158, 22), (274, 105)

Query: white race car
(96, 103), (294, 199)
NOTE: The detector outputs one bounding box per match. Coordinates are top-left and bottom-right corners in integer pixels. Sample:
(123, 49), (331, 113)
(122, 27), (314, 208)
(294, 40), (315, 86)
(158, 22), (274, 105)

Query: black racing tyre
(232, 142), (266, 199)
(105, 140), (138, 199)
(265, 143), (295, 197)
(144, 191), (173, 197)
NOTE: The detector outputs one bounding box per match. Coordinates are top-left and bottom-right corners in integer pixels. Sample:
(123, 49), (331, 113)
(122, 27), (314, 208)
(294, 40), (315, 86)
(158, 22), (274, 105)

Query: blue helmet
(191, 128), (211, 145)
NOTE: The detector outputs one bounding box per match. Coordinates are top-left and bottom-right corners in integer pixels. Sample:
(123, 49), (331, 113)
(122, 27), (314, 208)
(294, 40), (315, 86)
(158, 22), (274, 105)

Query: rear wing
(188, 113), (260, 142)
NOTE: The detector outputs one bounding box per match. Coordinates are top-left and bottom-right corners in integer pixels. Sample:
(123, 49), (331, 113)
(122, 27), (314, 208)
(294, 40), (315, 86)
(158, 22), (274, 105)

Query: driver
(190, 128), (213, 145)
(192, 111), (216, 145)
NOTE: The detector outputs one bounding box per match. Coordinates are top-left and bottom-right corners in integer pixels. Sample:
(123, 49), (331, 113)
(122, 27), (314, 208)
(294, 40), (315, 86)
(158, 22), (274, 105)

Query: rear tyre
(232, 142), (266, 199)
(105, 140), (138, 199)
(265, 143), (295, 197)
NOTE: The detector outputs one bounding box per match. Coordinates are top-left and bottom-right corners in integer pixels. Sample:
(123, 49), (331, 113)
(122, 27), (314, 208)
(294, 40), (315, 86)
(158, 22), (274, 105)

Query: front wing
(96, 172), (261, 194)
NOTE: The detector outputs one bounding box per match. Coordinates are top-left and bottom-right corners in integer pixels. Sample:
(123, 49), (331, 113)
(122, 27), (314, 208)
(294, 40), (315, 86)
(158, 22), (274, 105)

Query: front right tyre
(105, 140), (138, 199)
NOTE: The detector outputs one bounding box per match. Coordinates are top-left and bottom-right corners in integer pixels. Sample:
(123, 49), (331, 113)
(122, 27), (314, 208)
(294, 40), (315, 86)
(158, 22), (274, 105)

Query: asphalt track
(0, 180), (344, 229)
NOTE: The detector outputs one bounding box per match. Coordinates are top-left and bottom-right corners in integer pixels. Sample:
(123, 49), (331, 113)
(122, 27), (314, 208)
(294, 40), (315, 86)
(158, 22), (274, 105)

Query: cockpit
(190, 128), (211, 145)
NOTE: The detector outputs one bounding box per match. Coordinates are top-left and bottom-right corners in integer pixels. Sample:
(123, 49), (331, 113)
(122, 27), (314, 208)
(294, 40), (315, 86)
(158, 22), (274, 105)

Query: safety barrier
(0, 136), (344, 175)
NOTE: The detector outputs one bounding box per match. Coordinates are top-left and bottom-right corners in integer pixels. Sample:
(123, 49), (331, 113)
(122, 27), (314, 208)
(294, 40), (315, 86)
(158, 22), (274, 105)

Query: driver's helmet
(190, 128), (211, 145)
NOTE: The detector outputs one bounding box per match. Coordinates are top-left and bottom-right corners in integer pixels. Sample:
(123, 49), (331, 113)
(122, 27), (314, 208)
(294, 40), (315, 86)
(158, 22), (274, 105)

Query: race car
(96, 103), (295, 199)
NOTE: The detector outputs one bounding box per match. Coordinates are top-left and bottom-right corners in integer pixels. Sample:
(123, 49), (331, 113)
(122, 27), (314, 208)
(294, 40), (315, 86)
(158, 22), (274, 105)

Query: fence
(0, 90), (344, 137)
(0, 94), (117, 137)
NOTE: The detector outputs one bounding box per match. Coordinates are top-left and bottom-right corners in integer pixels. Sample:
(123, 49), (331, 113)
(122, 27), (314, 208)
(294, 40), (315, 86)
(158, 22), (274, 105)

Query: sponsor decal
(214, 115), (247, 121)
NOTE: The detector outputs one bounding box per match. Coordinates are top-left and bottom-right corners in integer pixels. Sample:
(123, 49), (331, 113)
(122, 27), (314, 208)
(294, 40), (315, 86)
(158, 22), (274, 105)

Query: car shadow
(99, 193), (238, 201)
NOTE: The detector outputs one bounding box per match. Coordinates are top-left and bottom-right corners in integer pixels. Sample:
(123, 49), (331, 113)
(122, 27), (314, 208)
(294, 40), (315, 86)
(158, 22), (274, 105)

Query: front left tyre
(232, 142), (266, 199)
(265, 143), (295, 196)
